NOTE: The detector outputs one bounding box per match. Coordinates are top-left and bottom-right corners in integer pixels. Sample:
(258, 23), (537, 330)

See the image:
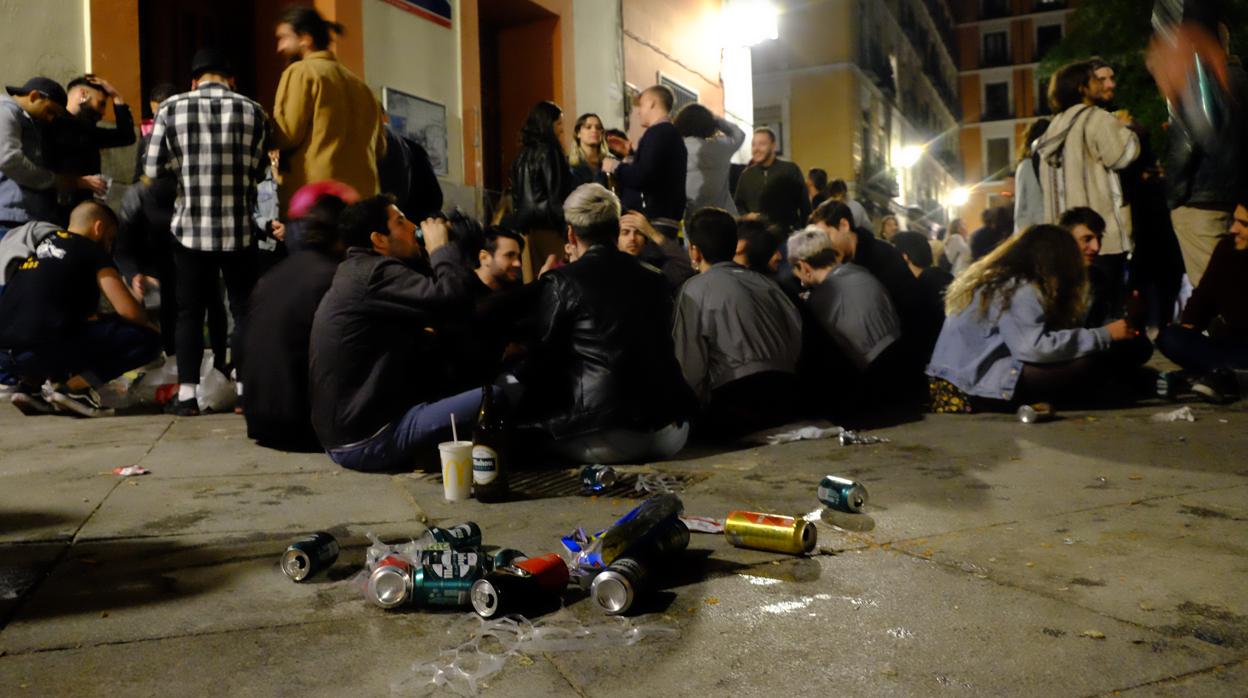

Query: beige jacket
(1036, 105), (1139, 255)
(272, 51), (385, 207)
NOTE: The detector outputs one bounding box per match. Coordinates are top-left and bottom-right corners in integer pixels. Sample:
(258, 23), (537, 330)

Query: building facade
(952, 0), (1075, 222)
(751, 0), (963, 232)
(2, 0), (753, 216)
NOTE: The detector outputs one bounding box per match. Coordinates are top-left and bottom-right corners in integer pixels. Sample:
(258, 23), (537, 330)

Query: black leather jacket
(516, 245), (695, 438)
(1165, 61), (1246, 210)
(510, 141), (571, 230)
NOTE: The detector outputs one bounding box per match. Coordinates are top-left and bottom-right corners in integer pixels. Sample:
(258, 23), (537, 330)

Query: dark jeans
(1157, 325), (1248, 374)
(701, 370), (799, 438)
(5, 317), (161, 386)
(154, 249), (228, 361)
(172, 244), (254, 385)
(326, 387), (486, 473)
(1092, 253), (1128, 321)
(973, 340), (1153, 411)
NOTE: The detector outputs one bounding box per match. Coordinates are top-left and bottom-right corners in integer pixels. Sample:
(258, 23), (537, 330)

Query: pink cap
(289, 180), (361, 219)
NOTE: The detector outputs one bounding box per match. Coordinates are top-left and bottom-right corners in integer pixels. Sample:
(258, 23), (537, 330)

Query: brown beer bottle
(471, 386), (509, 503)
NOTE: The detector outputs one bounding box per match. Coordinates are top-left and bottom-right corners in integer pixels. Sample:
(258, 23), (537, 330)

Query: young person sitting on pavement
(308, 195), (484, 471)
(892, 230), (954, 359)
(927, 224), (1138, 413)
(1156, 200), (1248, 403)
(616, 208), (695, 293)
(515, 183), (695, 464)
(0, 201), (159, 416)
(733, 217), (783, 275)
(787, 227), (908, 416)
(242, 190), (350, 451)
(672, 207), (802, 437)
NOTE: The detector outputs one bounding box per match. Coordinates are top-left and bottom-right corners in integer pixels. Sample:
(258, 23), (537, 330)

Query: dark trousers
(326, 387), (487, 472)
(974, 339), (1153, 411)
(700, 370), (799, 438)
(6, 317), (161, 386)
(1157, 325), (1248, 374)
(172, 244), (254, 385)
(155, 250), (228, 362)
(1092, 253), (1128, 321)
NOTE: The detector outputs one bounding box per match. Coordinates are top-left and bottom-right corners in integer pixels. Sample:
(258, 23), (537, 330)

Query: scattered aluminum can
(428, 522), (482, 549)
(839, 430), (888, 446)
(491, 548), (528, 571)
(1017, 403), (1055, 424)
(413, 549), (485, 606)
(366, 554), (415, 609)
(281, 531), (340, 582)
(724, 511), (817, 555)
(817, 475), (869, 514)
(580, 465), (618, 493)
(1156, 371), (1185, 400)
(591, 556), (648, 615)
(471, 553), (571, 619)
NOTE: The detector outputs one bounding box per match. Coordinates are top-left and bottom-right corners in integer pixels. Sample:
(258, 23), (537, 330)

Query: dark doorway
(138, 0), (288, 116)
(478, 0), (562, 196)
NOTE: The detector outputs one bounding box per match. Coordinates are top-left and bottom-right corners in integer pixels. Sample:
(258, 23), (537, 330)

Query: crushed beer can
(367, 554), (415, 609)
(838, 430), (888, 446)
(1017, 403), (1055, 424)
(490, 548), (528, 571)
(724, 511), (817, 555)
(413, 549), (486, 607)
(817, 475), (868, 514)
(425, 522), (482, 549)
(471, 553), (570, 619)
(281, 531), (340, 582)
(591, 556), (648, 615)
(580, 465), (617, 493)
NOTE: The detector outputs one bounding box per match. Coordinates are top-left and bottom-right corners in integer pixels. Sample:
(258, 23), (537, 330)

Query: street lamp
(948, 186), (971, 207)
(720, 0), (779, 47)
(894, 144), (924, 169)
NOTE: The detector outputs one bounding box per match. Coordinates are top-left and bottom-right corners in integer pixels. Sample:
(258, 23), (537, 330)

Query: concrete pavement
(0, 398), (1245, 696)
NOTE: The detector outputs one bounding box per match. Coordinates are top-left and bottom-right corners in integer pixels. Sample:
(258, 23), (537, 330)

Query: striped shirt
(143, 82), (268, 252)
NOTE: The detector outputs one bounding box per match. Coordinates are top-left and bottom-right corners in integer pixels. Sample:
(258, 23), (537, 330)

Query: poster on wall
(384, 87), (449, 177)
(381, 0), (452, 28)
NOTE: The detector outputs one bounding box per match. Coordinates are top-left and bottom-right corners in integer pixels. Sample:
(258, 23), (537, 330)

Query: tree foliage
(1039, 0), (1248, 145)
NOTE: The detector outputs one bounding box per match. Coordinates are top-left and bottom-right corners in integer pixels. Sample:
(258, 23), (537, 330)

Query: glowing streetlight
(948, 186), (971, 207)
(720, 0), (779, 47)
(894, 144), (924, 169)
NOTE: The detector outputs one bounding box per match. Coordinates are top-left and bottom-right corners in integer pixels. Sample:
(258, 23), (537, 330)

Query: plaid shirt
(144, 82), (268, 252)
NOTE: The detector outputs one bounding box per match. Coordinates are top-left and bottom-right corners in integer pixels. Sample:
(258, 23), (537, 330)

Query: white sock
(178, 383), (196, 402)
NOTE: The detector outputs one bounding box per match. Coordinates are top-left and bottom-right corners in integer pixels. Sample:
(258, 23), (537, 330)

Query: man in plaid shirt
(144, 49), (268, 416)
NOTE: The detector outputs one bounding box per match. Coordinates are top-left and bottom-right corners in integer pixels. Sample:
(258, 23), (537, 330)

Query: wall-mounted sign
(381, 0), (452, 29)
(384, 87), (449, 176)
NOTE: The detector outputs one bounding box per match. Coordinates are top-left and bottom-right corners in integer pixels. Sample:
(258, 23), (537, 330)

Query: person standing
(1, 77), (79, 236)
(733, 128), (810, 234)
(1035, 61), (1140, 313)
(143, 49), (268, 417)
(47, 75), (135, 215)
(602, 85), (687, 237)
(674, 103), (745, 218)
(943, 218), (972, 275)
(568, 113), (612, 188)
(826, 179), (872, 233)
(271, 6), (385, 209)
(807, 168), (831, 210)
(510, 100), (571, 283)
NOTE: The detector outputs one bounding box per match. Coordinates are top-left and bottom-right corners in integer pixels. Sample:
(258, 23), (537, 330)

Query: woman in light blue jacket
(927, 224), (1135, 412)
(673, 103), (746, 219)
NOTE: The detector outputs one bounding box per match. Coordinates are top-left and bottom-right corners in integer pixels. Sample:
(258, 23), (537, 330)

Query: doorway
(477, 0), (562, 196)
(138, 0), (288, 116)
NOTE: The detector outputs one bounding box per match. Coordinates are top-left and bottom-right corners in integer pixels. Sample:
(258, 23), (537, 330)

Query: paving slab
(139, 414), (336, 478)
(1112, 658), (1248, 697)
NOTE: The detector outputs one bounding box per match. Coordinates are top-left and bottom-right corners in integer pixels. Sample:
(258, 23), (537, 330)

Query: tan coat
(1036, 104), (1139, 255)
(272, 51), (385, 207)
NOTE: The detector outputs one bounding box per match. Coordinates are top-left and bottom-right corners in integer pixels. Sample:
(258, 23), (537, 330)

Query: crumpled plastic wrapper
(1151, 406), (1195, 423)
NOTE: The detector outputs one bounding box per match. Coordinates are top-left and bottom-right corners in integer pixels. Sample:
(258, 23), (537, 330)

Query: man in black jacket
(48, 75), (135, 217)
(516, 183), (695, 463)
(603, 86), (687, 236)
(308, 194), (482, 471)
(734, 128), (810, 234)
(377, 122), (443, 222)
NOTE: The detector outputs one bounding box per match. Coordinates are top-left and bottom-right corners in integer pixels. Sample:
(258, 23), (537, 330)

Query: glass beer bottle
(471, 386), (509, 503)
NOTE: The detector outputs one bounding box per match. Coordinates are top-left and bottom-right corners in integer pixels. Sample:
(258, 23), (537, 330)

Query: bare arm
(98, 267), (148, 325)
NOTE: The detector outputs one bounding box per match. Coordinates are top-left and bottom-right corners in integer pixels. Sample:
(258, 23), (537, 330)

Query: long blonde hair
(568, 113), (609, 167)
(945, 224), (1089, 328)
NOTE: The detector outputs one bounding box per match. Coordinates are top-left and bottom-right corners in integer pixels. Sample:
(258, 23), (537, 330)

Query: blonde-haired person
(926, 224), (1137, 413)
(568, 113), (613, 188)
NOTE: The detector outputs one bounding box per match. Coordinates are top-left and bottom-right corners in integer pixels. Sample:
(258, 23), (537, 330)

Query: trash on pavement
(111, 465), (150, 477)
(724, 511), (817, 555)
(756, 422), (843, 446)
(282, 532), (340, 582)
(679, 515), (725, 533)
(838, 430), (889, 446)
(1151, 406), (1195, 423)
(817, 475), (868, 514)
(580, 464), (617, 493)
(1017, 403), (1056, 424)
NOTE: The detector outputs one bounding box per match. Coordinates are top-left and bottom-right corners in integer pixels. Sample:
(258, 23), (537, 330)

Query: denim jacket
(926, 282), (1111, 401)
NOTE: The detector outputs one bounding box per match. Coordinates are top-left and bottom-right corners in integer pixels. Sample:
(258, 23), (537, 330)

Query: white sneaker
(48, 386), (115, 418)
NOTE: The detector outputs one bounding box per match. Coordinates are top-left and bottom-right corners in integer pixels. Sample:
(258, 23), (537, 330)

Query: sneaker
(164, 397), (200, 417)
(10, 390), (57, 415)
(48, 386), (115, 418)
(1191, 370), (1239, 405)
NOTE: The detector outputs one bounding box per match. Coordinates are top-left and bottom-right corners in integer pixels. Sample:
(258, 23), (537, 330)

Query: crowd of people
(0, 5), (1244, 470)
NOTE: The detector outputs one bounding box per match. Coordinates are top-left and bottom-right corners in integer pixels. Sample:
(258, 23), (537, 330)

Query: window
(1035, 24), (1063, 61)
(982, 31), (1009, 67)
(986, 137), (1011, 178)
(984, 82), (1010, 120)
(658, 73), (699, 114)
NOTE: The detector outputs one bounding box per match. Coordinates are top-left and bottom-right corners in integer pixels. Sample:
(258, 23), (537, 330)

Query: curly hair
(944, 224), (1089, 328)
